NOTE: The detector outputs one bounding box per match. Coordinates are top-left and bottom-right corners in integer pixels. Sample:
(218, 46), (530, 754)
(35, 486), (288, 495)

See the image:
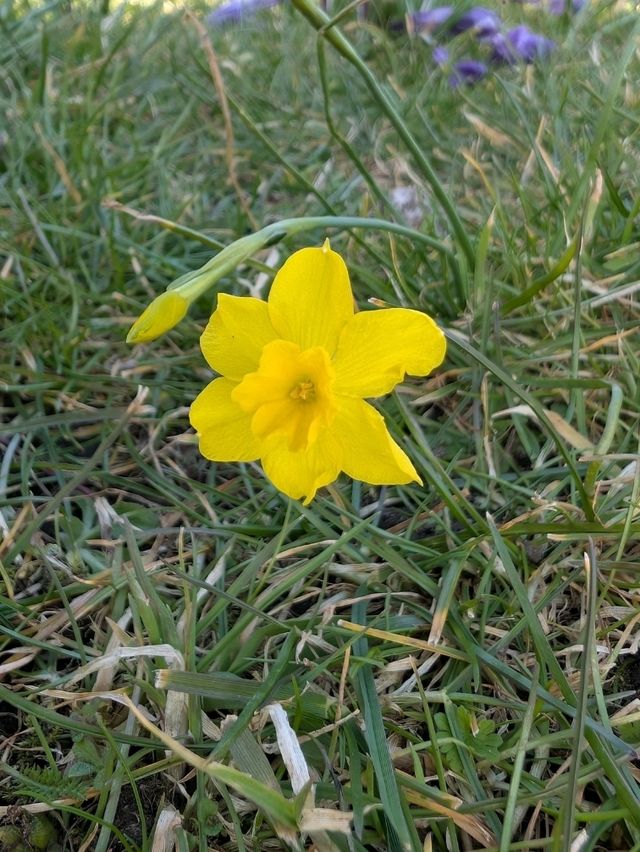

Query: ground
(1, 0), (640, 849)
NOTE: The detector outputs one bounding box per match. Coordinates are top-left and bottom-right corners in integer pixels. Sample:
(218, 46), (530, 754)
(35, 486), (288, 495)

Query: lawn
(1, 0), (640, 849)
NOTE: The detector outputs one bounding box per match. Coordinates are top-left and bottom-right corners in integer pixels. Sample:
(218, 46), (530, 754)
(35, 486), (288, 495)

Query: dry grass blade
(3, 3), (640, 849)
(186, 10), (257, 229)
(400, 778), (495, 847)
(43, 689), (300, 838)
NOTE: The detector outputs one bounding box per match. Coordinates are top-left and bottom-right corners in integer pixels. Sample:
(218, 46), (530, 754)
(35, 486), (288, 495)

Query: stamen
(290, 380), (315, 401)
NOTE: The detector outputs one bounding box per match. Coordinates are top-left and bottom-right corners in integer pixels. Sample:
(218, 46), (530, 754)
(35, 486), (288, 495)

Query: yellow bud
(126, 291), (188, 344)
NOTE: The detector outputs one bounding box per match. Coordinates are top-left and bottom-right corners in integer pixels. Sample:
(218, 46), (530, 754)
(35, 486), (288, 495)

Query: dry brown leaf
(464, 111), (512, 147)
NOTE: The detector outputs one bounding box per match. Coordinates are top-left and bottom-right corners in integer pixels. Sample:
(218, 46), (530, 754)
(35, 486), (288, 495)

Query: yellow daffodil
(190, 243), (446, 503)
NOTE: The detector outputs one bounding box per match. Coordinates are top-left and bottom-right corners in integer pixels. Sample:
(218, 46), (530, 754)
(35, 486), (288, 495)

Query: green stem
(168, 215), (457, 301)
(316, 39), (394, 214)
(290, 0), (474, 269)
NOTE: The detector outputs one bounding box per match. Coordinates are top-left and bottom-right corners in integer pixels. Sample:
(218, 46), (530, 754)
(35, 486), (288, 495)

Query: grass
(1, 0), (640, 849)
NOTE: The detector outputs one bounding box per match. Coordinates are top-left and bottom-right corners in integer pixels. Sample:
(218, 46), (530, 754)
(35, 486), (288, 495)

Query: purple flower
(451, 7), (502, 37)
(486, 32), (516, 64)
(207, 0), (280, 25)
(550, 0), (586, 11)
(450, 59), (488, 86)
(433, 45), (450, 66)
(506, 25), (555, 61)
(411, 6), (454, 32)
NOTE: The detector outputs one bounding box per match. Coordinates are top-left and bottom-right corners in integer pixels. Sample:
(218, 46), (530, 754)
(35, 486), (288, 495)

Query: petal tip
(126, 291), (188, 345)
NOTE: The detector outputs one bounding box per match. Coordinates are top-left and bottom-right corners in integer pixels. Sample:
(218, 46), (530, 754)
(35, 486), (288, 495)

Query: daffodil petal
(331, 397), (421, 485)
(251, 399), (298, 440)
(200, 294), (278, 379)
(333, 308), (446, 397)
(267, 246), (354, 354)
(190, 377), (260, 461)
(261, 434), (342, 504)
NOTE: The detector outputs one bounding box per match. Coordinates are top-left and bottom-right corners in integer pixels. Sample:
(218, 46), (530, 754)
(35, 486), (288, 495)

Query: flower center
(290, 379), (315, 402)
(232, 339), (336, 451)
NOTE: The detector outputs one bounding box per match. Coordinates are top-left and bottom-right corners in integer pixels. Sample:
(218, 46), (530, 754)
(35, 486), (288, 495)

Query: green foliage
(12, 766), (89, 803)
(1, 0), (640, 850)
(434, 706), (503, 774)
(0, 814), (57, 852)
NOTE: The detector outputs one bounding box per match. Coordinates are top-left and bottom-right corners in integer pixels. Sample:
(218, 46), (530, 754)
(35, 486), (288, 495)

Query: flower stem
(167, 214), (458, 300)
(290, 0), (475, 270)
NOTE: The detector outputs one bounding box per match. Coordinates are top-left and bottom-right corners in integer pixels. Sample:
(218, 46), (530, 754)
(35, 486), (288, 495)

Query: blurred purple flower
(506, 25), (555, 61)
(433, 45), (450, 66)
(550, 0), (586, 12)
(486, 32), (515, 63)
(207, 0), (280, 25)
(452, 7), (501, 37)
(411, 6), (455, 33)
(450, 59), (488, 86)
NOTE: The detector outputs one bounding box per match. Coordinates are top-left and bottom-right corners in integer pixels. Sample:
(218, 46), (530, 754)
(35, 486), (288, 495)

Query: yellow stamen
(290, 380), (315, 401)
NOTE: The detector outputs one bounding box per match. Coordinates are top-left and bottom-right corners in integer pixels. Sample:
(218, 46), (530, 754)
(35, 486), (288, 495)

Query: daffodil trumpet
(190, 242), (446, 503)
(126, 216), (457, 344)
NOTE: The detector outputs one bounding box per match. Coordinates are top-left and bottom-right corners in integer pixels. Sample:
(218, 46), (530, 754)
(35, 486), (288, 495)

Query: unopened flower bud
(126, 291), (188, 344)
